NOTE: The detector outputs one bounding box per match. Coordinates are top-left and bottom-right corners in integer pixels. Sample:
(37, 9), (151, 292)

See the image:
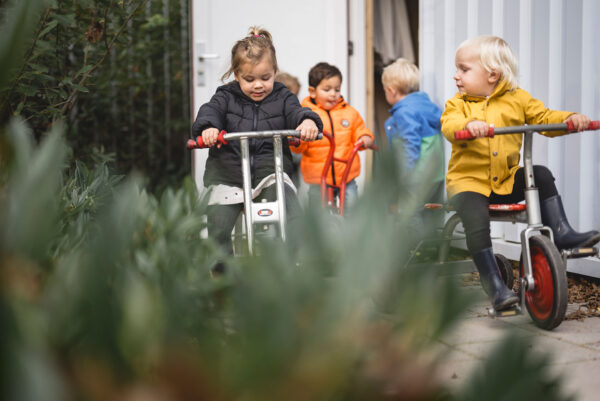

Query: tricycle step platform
(487, 304), (522, 318)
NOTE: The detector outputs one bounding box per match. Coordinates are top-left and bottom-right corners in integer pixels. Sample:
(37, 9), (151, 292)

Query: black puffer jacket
(192, 81), (323, 187)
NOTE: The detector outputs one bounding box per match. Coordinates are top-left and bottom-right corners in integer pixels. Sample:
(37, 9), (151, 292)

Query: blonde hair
(276, 72), (300, 95)
(222, 26), (278, 82)
(457, 35), (518, 90)
(381, 58), (420, 94)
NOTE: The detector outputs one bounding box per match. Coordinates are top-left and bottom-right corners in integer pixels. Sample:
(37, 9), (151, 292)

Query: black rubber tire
(495, 253), (515, 290)
(519, 235), (568, 330)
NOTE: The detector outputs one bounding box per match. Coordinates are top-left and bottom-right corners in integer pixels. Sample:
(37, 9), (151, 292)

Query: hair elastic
(253, 34), (259, 37)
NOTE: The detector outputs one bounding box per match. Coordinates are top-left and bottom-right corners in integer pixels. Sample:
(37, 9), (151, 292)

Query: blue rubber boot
(472, 248), (518, 311)
(541, 195), (600, 250)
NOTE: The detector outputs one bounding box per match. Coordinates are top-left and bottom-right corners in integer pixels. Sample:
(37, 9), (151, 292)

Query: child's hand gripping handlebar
(186, 130), (323, 149)
(187, 130), (227, 149)
(454, 121), (600, 140)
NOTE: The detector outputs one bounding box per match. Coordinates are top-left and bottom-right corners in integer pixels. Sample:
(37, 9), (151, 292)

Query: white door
(190, 0), (350, 191)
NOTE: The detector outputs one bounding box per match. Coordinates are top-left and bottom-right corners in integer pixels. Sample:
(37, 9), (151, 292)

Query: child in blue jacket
(382, 58), (445, 218)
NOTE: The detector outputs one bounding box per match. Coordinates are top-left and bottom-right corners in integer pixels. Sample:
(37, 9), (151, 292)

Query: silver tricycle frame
(434, 121), (599, 329)
(189, 129), (316, 255)
(485, 124), (563, 293)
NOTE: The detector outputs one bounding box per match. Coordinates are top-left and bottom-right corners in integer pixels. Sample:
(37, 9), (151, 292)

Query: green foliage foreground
(0, 120), (574, 401)
(0, 0), (573, 400)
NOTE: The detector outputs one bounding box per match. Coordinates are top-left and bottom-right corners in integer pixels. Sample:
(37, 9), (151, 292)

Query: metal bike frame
(239, 133), (288, 255)
(192, 129), (318, 256)
(319, 132), (377, 216)
(188, 129), (322, 255)
(489, 124), (567, 291)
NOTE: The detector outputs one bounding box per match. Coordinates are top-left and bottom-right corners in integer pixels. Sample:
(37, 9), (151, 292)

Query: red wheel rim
(523, 245), (554, 320)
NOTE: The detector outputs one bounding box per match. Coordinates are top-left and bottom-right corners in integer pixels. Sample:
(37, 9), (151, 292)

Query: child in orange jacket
(292, 62), (374, 214)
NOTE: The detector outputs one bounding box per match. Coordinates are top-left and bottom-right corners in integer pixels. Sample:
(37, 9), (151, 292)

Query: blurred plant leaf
(0, 0), (47, 92)
(0, 118), (67, 262)
(457, 332), (575, 401)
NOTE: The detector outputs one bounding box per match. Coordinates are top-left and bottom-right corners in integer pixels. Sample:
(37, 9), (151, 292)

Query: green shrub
(0, 1), (574, 400)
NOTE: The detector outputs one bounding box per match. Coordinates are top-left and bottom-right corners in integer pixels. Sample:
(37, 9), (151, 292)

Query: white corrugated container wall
(420, 0), (600, 245)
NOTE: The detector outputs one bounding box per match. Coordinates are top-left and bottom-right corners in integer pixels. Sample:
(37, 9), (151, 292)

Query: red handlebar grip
(217, 130), (227, 145)
(454, 130), (474, 140)
(187, 139), (198, 149)
(187, 130), (228, 150)
(454, 126), (495, 140)
(567, 120), (600, 131)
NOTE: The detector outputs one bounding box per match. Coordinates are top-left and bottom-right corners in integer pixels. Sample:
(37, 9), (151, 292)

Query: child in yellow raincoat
(441, 35), (599, 311)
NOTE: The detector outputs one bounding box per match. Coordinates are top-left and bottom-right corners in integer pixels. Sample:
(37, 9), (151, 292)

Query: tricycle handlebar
(454, 120), (600, 140)
(187, 130), (323, 149)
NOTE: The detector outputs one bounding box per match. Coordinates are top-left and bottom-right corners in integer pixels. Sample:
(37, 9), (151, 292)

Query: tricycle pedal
(487, 304), (522, 318)
(562, 246), (598, 259)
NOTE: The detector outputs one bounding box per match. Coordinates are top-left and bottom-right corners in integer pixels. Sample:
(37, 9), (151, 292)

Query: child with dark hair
(292, 62), (374, 214)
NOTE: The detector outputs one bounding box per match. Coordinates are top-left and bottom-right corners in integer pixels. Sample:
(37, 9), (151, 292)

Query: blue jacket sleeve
(387, 111), (422, 170)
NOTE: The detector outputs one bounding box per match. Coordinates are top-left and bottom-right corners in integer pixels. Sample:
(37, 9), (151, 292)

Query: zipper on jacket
(250, 103), (259, 179)
(326, 110), (337, 186)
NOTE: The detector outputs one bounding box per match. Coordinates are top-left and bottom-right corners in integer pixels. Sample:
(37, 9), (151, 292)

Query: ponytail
(222, 26), (278, 82)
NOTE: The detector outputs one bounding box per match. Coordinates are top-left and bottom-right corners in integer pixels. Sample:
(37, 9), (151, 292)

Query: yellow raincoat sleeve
(440, 94), (485, 144)
(522, 91), (573, 137)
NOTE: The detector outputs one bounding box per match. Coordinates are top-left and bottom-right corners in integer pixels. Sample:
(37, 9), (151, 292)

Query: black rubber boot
(541, 195), (600, 250)
(472, 248), (519, 311)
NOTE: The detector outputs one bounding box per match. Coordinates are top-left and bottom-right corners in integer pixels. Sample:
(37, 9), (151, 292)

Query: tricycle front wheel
(520, 235), (568, 330)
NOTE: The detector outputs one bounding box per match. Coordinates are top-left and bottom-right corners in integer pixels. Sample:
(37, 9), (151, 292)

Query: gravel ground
(461, 269), (600, 321)
(564, 274), (600, 320)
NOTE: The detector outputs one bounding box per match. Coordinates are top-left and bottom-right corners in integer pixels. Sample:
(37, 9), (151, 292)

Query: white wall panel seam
(443, 0), (456, 178)
(467, 0), (478, 39)
(578, 0), (596, 230)
(548, 0), (564, 195)
(492, 0), (503, 37)
(444, 0), (456, 106)
(518, 0), (531, 91)
(420, 0), (436, 101)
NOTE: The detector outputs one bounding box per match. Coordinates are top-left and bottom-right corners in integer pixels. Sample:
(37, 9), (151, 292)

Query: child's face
(309, 75), (342, 111)
(235, 56), (276, 102)
(454, 45), (498, 97)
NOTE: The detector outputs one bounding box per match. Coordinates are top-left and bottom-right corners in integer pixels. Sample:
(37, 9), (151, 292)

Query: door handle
(198, 53), (218, 60)
(196, 41), (219, 87)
